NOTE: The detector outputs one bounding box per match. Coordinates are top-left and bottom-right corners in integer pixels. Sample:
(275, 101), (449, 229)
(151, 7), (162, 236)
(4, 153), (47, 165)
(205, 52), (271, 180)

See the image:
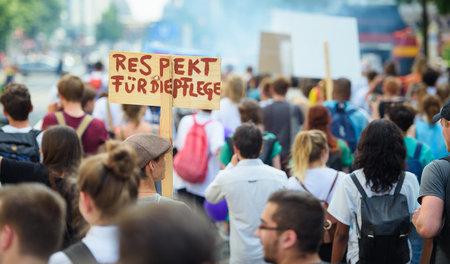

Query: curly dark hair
(354, 119), (406, 193)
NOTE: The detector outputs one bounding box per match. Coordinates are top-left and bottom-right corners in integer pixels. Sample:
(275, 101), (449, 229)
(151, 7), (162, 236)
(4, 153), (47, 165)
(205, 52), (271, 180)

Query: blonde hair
(223, 75), (245, 103)
(290, 130), (328, 183)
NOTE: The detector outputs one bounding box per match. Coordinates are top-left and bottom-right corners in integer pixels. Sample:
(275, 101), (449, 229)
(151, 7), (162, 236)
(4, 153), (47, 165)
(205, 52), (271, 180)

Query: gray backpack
(351, 172), (410, 264)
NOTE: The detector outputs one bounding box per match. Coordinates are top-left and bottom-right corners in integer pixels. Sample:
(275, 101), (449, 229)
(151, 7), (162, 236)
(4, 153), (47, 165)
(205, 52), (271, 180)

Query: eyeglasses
(257, 224), (289, 231)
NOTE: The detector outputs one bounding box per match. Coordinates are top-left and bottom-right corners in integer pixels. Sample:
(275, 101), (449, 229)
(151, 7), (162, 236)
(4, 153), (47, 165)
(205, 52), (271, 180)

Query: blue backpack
(329, 103), (357, 152)
(406, 142), (423, 182)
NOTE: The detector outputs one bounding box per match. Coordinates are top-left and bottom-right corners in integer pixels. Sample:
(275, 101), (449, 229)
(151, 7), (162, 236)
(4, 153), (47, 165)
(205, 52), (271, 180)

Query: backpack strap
(193, 114), (212, 127)
(226, 136), (234, 155)
(325, 172), (339, 202)
(394, 172), (406, 196)
(76, 114), (94, 138)
(63, 242), (98, 264)
(350, 173), (368, 198)
(413, 142), (422, 160)
(55, 111), (66, 126)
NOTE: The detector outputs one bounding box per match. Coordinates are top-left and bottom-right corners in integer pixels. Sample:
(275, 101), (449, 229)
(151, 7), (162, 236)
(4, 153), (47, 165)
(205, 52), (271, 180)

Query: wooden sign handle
(324, 42), (333, 101)
(160, 70), (174, 198)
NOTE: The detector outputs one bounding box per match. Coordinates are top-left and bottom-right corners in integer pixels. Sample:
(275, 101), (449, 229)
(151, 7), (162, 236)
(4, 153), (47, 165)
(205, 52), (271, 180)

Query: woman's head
(223, 75), (245, 103)
(305, 105), (337, 151)
(42, 126), (83, 178)
(382, 76), (401, 96)
(290, 130), (328, 183)
(422, 95), (442, 125)
(122, 104), (145, 125)
(355, 119), (406, 193)
(238, 98), (263, 125)
(77, 141), (140, 221)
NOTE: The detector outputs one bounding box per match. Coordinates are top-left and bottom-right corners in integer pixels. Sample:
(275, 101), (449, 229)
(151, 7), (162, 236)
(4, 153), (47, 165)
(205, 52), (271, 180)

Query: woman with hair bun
(288, 129), (345, 261)
(49, 141), (141, 264)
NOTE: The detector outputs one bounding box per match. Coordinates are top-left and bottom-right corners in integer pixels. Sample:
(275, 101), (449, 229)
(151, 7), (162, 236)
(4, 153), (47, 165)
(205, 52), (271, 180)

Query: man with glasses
(255, 190), (327, 264)
(206, 123), (287, 263)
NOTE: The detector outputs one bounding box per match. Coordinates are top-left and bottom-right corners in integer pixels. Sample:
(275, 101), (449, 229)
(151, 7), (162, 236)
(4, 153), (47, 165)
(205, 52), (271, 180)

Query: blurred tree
(96, 4), (123, 42)
(0, 0), (62, 51)
(397, 0), (450, 60)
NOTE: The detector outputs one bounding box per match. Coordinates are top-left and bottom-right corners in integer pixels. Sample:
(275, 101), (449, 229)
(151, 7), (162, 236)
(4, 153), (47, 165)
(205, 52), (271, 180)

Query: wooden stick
(324, 42), (333, 101)
(160, 58), (174, 199)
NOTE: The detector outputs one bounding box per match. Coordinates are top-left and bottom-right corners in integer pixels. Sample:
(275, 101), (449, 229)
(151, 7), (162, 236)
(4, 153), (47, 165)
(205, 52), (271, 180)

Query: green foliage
(96, 4), (123, 42)
(0, 0), (62, 51)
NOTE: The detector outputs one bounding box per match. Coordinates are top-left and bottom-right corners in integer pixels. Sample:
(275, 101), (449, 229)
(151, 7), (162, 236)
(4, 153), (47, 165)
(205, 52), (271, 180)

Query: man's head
(386, 104), (416, 134)
(232, 123), (262, 159)
(0, 83), (32, 121)
(332, 78), (351, 102)
(57, 74), (84, 103)
(124, 133), (172, 180)
(432, 100), (450, 151)
(271, 77), (291, 96)
(0, 183), (66, 263)
(422, 67), (440, 87)
(81, 84), (97, 114)
(118, 203), (215, 264)
(255, 190), (324, 263)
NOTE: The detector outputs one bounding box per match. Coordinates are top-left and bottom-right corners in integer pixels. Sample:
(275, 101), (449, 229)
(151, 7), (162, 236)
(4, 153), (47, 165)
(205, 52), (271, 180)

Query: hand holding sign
(109, 51), (222, 198)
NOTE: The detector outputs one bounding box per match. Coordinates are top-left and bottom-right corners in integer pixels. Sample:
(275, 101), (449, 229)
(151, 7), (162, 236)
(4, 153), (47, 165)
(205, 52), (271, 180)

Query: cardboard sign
(108, 51), (222, 110)
(258, 32), (292, 76)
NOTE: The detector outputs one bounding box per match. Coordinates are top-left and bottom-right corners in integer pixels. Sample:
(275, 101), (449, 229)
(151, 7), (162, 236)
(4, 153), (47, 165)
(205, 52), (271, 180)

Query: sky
(127, 0), (170, 22)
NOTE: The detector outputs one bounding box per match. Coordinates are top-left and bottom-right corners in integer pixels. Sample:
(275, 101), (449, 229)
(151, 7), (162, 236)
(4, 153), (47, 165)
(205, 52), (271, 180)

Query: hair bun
(104, 145), (137, 180)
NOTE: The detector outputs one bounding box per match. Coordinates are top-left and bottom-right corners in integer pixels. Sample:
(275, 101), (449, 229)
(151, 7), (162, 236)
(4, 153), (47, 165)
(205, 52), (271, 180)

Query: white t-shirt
(49, 225), (119, 264)
(173, 112), (224, 196)
(211, 97), (241, 133)
(287, 168), (345, 204)
(327, 169), (420, 264)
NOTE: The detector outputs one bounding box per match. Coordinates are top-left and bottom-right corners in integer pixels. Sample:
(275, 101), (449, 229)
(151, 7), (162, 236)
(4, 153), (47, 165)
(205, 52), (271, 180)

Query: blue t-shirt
(415, 120), (450, 159)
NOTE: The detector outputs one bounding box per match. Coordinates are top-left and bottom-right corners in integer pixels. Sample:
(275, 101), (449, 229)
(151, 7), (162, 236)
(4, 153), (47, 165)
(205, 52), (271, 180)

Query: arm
(205, 174), (225, 204)
(412, 196), (444, 238)
(271, 155), (281, 169)
(331, 221), (349, 263)
(419, 238), (433, 264)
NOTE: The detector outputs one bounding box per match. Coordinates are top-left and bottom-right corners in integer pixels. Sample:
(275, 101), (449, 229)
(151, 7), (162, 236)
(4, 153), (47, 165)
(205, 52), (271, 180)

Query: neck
(7, 119), (30, 129)
(308, 160), (327, 169)
(3, 254), (47, 264)
(272, 93), (286, 101)
(138, 177), (158, 198)
(279, 252), (322, 264)
(62, 101), (84, 117)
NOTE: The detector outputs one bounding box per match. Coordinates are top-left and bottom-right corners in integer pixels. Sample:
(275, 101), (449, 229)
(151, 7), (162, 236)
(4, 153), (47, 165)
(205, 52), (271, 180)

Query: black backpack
(431, 155), (450, 264)
(63, 242), (98, 264)
(225, 132), (277, 165)
(0, 128), (41, 162)
(351, 172), (410, 264)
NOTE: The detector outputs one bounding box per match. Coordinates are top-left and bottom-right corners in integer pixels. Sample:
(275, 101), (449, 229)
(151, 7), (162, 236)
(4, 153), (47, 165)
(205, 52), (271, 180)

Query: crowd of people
(0, 57), (449, 264)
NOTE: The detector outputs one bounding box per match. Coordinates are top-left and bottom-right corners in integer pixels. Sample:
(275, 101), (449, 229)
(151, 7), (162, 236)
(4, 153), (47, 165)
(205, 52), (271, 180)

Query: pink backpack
(174, 115), (212, 183)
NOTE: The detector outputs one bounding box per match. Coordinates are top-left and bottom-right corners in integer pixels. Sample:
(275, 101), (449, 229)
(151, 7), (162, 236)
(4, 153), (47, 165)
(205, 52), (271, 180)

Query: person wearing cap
(413, 99), (450, 263)
(124, 133), (184, 205)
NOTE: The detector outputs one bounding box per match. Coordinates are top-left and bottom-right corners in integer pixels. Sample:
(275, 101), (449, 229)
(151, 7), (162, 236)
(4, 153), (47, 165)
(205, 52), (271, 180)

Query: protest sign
(109, 51), (222, 197)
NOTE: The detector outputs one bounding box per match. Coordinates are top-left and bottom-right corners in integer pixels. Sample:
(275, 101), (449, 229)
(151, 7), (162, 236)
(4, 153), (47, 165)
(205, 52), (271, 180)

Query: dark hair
(387, 104), (416, 133)
(269, 190), (324, 254)
(58, 74), (84, 102)
(122, 104), (145, 126)
(422, 95), (442, 125)
(81, 84), (97, 108)
(232, 123), (262, 158)
(355, 119), (406, 193)
(42, 126), (83, 180)
(272, 76), (291, 95)
(0, 183), (66, 260)
(78, 142), (140, 219)
(333, 78), (351, 101)
(366, 70), (378, 82)
(0, 83), (32, 121)
(422, 67), (440, 87)
(383, 61), (398, 76)
(238, 98), (263, 124)
(93, 62), (104, 71)
(305, 105), (338, 152)
(118, 203), (215, 264)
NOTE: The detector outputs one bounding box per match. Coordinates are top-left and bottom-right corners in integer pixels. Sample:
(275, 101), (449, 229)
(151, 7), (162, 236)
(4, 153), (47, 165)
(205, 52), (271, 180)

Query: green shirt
(219, 132), (282, 166)
(337, 139), (353, 168)
(404, 137), (434, 168)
